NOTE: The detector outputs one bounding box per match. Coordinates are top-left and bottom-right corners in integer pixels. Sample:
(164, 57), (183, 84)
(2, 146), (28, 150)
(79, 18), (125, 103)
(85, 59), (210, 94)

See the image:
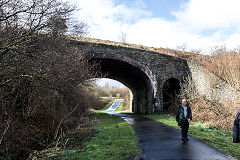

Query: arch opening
(89, 58), (154, 114)
(94, 78), (133, 111)
(162, 78), (181, 112)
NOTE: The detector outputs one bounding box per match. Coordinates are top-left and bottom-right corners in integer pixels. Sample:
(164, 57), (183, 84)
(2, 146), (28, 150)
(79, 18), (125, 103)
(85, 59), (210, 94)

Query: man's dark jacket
(233, 110), (240, 143)
(176, 105), (192, 124)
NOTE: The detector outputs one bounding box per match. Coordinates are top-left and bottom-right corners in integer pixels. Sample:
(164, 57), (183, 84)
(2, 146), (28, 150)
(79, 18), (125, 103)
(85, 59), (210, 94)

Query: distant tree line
(94, 83), (129, 98)
(92, 83), (132, 111)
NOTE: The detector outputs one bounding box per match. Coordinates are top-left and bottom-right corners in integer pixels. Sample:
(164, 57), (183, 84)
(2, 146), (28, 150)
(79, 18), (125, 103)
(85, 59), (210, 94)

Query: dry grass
(70, 36), (199, 59)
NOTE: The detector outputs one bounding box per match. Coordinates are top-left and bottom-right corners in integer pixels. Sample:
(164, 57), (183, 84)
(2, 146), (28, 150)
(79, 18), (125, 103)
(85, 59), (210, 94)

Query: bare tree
(176, 42), (188, 52)
(47, 15), (68, 36)
(0, 0), (101, 159)
(68, 21), (88, 36)
(119, 29), (127, 43)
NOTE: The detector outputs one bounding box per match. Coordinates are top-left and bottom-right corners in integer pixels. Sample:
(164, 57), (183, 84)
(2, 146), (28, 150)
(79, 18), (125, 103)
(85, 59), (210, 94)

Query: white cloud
(72, 0), (240, 53)
(73, 0), (151, 41)
(173, 0), (240, 31)
(169, 0), (240, 51)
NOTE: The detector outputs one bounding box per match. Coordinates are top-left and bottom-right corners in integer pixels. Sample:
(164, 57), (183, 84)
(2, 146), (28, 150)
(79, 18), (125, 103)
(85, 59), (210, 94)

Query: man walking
(176, 99), (192, 142)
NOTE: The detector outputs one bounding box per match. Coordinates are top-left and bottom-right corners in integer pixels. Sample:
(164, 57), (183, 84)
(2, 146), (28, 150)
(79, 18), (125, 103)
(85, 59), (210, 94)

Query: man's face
(182, 100), (187, 106)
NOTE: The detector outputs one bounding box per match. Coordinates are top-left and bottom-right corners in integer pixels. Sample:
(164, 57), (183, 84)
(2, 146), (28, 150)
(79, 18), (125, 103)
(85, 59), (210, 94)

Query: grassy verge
(115, 101), (132, 113)
(33, 102), (140, 160)
(145, 114), (240, 159)
(115, 101), (123, 112)
(100, 100), (115, 111)
(76, 110), (140, 160)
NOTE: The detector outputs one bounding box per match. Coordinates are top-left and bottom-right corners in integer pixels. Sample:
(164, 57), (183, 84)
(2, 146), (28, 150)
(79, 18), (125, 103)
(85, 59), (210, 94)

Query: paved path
(104, 100), (123, 113)
(105, 100), (235, 160)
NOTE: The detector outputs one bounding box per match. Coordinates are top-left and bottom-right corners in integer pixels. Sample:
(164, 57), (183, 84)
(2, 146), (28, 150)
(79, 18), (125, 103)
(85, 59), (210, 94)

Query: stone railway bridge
(71, 38), (192, 114)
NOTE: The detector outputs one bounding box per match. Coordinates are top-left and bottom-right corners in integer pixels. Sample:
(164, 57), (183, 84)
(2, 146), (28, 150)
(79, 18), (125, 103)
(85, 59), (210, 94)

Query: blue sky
(74, 0), (240, 52)
(115, 0), (188, 20)
(72, 0), (240, 87)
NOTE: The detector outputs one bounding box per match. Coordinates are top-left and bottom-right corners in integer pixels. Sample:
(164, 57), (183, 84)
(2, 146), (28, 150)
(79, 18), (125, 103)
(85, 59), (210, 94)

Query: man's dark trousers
(179, 121), (189, 140)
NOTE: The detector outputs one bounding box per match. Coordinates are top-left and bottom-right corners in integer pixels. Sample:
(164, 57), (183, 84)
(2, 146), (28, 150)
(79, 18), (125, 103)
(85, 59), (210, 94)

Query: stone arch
(162, 78), (181, 112)
(86, 54), (156, 114)
(86, 53), (158, 94)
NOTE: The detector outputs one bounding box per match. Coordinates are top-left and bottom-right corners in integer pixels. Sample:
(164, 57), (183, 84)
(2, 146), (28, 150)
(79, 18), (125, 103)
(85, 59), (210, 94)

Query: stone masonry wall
(188, 62), (240, 103)
(72, 40), (191, 113)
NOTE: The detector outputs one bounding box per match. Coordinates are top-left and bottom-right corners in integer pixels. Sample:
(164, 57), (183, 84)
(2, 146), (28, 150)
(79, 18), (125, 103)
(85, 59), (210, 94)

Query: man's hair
(182, 99), (187, 102)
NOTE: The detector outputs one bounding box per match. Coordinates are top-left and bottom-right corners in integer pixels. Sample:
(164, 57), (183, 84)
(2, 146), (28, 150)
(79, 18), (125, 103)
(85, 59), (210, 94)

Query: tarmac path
(105, 100), (235, 160)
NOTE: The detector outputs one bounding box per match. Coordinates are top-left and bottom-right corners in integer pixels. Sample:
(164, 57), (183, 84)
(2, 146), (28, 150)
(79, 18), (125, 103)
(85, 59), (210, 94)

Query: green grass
(35, 102), (140, 160)
(145, 114), (240, 159)
(115, 101), (123, 112)
(100, 101), (115, 111)
(115, 101), (132, 113)
(75, 110), (140, 160)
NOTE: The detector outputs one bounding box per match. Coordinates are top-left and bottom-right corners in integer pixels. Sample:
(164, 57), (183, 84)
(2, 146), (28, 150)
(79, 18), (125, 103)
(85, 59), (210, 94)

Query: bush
(180, 75), (238, 131)
(0, 0), (101, 159)
(197, 47), (240, 92)
(122, 90), (131, 111)
(94, 84), (129, 98)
